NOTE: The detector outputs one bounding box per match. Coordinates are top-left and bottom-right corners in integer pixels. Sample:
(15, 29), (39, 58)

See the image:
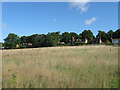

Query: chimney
(85, 38), (88, 44)
(99, 38), (102, 44)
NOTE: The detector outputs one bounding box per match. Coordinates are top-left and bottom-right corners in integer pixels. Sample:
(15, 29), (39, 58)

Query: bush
(0, 44), (2, 48)
(20, 45), (27, 48)
(105, 40), (111, 45)
(75, 41), (85, 46)
(63, 44), (71, 46)
(75, 41), (80, 46)
(118, 41), (120, 46)
(70, 44), (75, 46)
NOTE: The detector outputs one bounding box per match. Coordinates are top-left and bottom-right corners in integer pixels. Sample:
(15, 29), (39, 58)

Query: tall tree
(4, 33), (21, 49)
(79, 33), (82, 39)
(107, 30), (114, 42)
(107, 30), (114, 38)
(20, 36), (27, 43)
(26, 34), (39, 47)
(70, 32), (78, 39)
(61, 32), (71, 44)
(45, 32), (60, 47)
(96, 30), (109, 42)
(37, 34), (46, 47)
(113, 29), (120, 39)
(81, 30), (94, 43)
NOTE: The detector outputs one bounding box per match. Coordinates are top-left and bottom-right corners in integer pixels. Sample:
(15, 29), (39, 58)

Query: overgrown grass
(2, 46), (118, 88)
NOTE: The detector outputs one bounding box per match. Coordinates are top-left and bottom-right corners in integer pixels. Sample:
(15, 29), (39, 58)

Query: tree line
(3, 29), (120, 49)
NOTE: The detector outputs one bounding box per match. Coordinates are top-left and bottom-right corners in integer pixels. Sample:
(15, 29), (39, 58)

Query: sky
(2, 2), (118, 42)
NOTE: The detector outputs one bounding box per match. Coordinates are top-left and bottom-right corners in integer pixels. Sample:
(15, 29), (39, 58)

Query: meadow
(2, 46), (118, 88)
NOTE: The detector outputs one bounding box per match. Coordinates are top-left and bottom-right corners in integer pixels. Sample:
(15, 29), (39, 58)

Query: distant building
(85, 38), (88, 44)
(16, 44), (19, 48)
(1, 47), (4, 49)
(71, 36), (75, 44)
(76, 39), (82, 42)
(72, 36), (75, 42)
(99, 38), (102, 44)
(21, 43), (33, 47)
(27, 43), (32, 46)
(57, 42), (65, 45)
(21, 43), (28, 46)
(112, 39), (120, 44)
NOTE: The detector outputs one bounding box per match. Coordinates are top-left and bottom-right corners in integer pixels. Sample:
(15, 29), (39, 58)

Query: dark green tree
(20, 36), (27, 43)
(113, 29), (120, 39)
(79, 33), (82, 39)
(81, 30), (94, 43)
(4, 33), (21, 49)
(26, 34), (39, 47)
(61, 32), (71, 44)
(45, 32), (60, 47)
(108, 30), (114, 38)
(107, 30), (114, 42)
(70, 32), (78, 40)
(37, 34), (46, 47)
(96, 31), (109, 42)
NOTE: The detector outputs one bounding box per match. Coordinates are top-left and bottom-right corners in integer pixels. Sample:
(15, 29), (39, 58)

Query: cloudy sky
(2, 2), (118, 42)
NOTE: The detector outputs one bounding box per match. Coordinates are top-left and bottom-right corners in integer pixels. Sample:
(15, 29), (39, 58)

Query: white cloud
(2, 23), (13, 30)
(2, 24), (7, 30)
(69, 0), (91, 13)
(85, 17), (96, 25)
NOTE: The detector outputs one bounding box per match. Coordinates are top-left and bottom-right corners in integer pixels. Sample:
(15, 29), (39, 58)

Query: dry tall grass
(2, 46), (118, 88)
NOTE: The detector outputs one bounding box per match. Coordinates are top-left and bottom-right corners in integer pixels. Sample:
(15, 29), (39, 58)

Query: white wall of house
(112, 39), (120, 44)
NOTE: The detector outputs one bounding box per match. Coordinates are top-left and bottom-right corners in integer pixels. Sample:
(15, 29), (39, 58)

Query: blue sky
(2, 2), (118, 42)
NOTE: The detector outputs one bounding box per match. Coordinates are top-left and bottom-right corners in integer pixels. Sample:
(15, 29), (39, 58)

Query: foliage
(79, 34), (82, 39)
(37, 34), (46, 47)
(26, 34), (39, 47)
(104, 40), (111, 45)
(4, 33), (21, 49)
(0, 43), (2, 48)
(74, 41), (85, 46)
(20, 36), (27, 44)
(113, 29), (120, 39)
(61, 32), (71, 44)
(108, 30), (114, 38)
(70, 32), (78, 39)
(81, 30), (94, 43)
(44, 32), (60, 47)
(118, 41), (120, 46)
(20, 45), (27, 48)
(3, 29), (120, 49)
(96, 31), (109, 43)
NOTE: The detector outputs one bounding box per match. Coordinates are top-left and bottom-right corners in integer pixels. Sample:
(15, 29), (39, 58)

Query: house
(27, 43), (32, 46)
(90, 38), (103, 44)
(21, 43), (33, 47)
(57, 42), (65, 45)
(112, 39), (120, 44)
(21, 43), (28, 46)
(71, 36), (75, 44)
(99, 38), (103, 44)
(16, 44), (19, 48)
(85, 38), (88, 44)
(76, 39), (82, 42)
(0, 47), (4, 50)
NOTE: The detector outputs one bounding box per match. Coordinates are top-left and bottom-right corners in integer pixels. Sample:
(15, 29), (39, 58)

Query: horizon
(2, 2), (118, 42)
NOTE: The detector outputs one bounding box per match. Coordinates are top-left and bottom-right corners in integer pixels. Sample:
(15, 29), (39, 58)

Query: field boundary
(1, 45), (117, 52)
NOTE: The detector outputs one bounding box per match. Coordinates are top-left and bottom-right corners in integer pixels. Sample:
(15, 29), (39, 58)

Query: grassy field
(2, 46), (118, 88)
